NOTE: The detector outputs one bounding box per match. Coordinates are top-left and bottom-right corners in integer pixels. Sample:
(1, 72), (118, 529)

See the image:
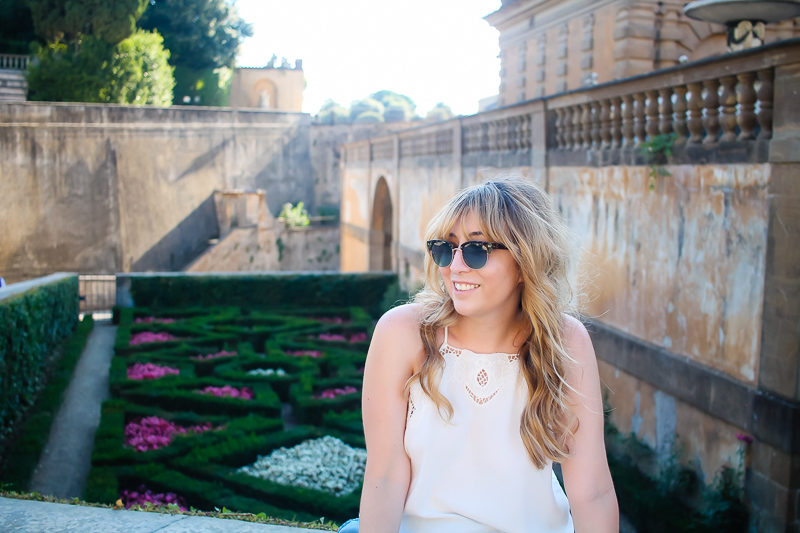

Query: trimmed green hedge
(1, 315), (93, 490)
(0, 275), (79, 454)
(124, 273), (397, 316)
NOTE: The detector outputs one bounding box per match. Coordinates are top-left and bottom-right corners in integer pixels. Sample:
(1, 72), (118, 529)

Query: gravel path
(29, 319), (117, 498)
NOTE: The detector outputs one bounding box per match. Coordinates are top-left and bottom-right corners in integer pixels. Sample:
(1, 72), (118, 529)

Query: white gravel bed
(236, 436), (366, 496)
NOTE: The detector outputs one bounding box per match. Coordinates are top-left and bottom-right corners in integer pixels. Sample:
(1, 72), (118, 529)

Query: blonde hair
(410, 177), (578, 468)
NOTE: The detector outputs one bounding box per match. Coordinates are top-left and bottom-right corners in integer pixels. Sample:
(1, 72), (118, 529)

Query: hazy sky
(235, 0), (501, 117)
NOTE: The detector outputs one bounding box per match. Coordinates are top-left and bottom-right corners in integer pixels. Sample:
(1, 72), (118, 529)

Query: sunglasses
(426, 239), (508, 270)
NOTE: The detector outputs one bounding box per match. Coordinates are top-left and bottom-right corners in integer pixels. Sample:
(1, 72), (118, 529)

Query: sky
(235, 0), (501, 117)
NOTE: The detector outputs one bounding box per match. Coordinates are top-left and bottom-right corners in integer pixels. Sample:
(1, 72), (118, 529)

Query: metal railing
(79, 274), (116, 313)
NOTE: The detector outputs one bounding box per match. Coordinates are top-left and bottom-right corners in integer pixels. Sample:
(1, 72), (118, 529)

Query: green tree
(139, 0), (252, 70)
(353, 110), (384, 124)
(316, 100), (351, 125)
(138, 0), (252, 106)
(426, 102), (454, 122)
(26, 0), (148, 44)
(27, 30), (173, 105)
(349, 97), (384, 122)
(370, 90), (415, 122)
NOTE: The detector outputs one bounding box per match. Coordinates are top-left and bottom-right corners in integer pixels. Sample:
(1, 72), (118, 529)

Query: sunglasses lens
(462, 242), (488, 269)
(429, 241), (453, 267)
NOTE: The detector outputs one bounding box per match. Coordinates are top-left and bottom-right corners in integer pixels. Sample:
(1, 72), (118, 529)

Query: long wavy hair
(410, 177), (578, 468)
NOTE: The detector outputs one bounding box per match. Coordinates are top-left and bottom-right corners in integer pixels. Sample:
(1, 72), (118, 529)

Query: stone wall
(339, 40), (800, 532)
(0, 102), (314, 283)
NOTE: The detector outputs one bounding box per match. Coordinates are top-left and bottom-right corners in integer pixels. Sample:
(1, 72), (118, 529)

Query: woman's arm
(358, 304), (424, 533)
(559, 316), (619, 533)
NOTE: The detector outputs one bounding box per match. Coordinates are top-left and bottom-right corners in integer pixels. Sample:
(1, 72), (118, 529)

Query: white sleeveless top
(400, 328), (573, 533)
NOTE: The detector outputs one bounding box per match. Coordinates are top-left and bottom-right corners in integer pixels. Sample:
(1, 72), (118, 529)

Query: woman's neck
(447, 311), (526, 354)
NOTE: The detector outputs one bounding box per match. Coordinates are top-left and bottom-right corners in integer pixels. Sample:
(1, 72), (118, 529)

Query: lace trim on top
(436, 328), (520, 407)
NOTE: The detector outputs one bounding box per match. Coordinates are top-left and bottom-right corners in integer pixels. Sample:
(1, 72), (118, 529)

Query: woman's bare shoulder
(370, 303), (425, 365)
(561, 314), (595, 364)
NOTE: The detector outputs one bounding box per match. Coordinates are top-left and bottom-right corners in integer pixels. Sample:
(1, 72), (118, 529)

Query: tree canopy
(0, 0), (38, 53)
(138, 0), (252, 70)
(26, 0), (148, 44)
(426, 102), (455, 122)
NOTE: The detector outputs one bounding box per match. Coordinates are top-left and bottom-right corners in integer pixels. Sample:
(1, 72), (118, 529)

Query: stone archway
(250, 78), (277, 108)
(369, 177), (393, 271)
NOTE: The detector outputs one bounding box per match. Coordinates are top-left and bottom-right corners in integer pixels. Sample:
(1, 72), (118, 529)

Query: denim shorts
(337, 517), (359, 533)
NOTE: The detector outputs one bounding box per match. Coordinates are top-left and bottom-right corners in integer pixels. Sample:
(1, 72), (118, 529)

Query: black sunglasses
(426, 239), (508, 270)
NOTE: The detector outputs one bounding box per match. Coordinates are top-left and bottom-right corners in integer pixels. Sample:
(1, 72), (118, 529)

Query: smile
(453, 282), (480, 292)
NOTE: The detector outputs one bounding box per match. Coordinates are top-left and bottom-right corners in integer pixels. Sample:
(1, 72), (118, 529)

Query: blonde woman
(342, 178), (618, 533)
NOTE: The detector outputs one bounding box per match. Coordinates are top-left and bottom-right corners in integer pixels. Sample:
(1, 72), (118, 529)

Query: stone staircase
(0, 69), (27, 101)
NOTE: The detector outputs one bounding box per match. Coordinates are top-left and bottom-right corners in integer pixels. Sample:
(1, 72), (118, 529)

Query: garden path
(29, 318), (117, 498)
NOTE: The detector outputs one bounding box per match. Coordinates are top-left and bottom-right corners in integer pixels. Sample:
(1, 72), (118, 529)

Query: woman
(344, 178), (617, 532)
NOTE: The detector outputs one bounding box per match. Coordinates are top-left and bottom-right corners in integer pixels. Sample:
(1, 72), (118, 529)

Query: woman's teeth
(454, 282), (480, 291)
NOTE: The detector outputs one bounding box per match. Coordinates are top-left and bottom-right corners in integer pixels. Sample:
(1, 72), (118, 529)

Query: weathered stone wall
(340, 41), (800, 532)
(0, 102), (314, 283)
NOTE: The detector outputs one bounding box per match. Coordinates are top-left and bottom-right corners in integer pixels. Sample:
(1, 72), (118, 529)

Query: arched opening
(250, 78), (277, 109)
(370, 177), (393, 271)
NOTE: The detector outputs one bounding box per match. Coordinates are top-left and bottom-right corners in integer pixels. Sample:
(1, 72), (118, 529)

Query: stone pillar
(752, 61), (800, 533)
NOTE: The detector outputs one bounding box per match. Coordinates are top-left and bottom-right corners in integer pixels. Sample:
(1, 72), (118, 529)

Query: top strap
(443, 326), (448, 345)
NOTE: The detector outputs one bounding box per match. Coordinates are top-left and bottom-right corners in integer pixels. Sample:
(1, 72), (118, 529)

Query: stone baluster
(581, 103), (592, 150)
(658, 87), (673, 136)
(646, 89), (660, 140)
(622, 94), (635, 147)
(719, 75), (738, 142)
(756, 68), (773, 140)
(591, 101), (602, 149)
(512, 116), (522, 152)
(572, 104), (584, 151)
(480, 122), (490, 152)
(672, 86), (688, 145)
(702, 79), (720, 145)
(554, 108), (565, 149)
(736, 72), (757, 140)
(600, 99), (613, 149)
(610, 97), (623, 148)
(634, 92), (647, 147)
(687, 82), (704, 144)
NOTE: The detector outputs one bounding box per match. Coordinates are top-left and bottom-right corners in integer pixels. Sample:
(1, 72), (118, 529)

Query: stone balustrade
(0, 53), (29, 71)
(344, 38), (800, 167)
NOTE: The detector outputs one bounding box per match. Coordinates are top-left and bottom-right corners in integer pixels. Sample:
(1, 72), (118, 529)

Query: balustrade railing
(341, 40), (797, 167)
(549, 68), (773, 151)
(0, 54), (29, 71)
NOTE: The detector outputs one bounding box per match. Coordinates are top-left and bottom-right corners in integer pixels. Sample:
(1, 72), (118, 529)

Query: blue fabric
(337, 517), (359, 533)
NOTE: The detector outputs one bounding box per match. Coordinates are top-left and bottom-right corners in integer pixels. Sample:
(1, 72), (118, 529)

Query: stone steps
(0, 69), (27, 102)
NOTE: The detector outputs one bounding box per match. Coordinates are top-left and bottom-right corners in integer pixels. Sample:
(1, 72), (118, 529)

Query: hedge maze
(86, 304), (373, 522)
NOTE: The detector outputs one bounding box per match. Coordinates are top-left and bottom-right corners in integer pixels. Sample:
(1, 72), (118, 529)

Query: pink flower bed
(314, 386), (358, 400)
(313, 332), (368, 343)
(121, 485), (187, 510)
(191, 350), (237, 361)
(124, 416), (212, 452)
(127, 362), (179, 380)
(194, 385), (253, 400)
(129, 331), (178, 345)
(134, 317), (177, 324)
(285, 349), (322, 358)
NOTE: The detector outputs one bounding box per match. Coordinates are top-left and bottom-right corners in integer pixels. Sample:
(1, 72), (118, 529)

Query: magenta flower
(129, 331), (178, 345)
(134, 317), (176, 324)
(121, 485), (187, 510)
(124, 416), (212, 452)
(314, 386), (358, 400)
(195, 385), (253, 400)
(285, 349), (322, 358)
(191, 350), (237, 361)
(349, 332), (368, 343)
(127, 362), (179, 380)
(737, 434), (754, 444)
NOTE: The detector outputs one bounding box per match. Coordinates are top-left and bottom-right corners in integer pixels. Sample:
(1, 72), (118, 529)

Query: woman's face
(439, 211), (523, 322)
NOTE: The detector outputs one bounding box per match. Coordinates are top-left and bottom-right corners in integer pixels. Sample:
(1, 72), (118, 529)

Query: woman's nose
(449, 247), (470, 271)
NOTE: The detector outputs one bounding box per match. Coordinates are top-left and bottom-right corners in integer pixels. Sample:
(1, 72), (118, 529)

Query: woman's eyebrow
(447, 230), (485, 238)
